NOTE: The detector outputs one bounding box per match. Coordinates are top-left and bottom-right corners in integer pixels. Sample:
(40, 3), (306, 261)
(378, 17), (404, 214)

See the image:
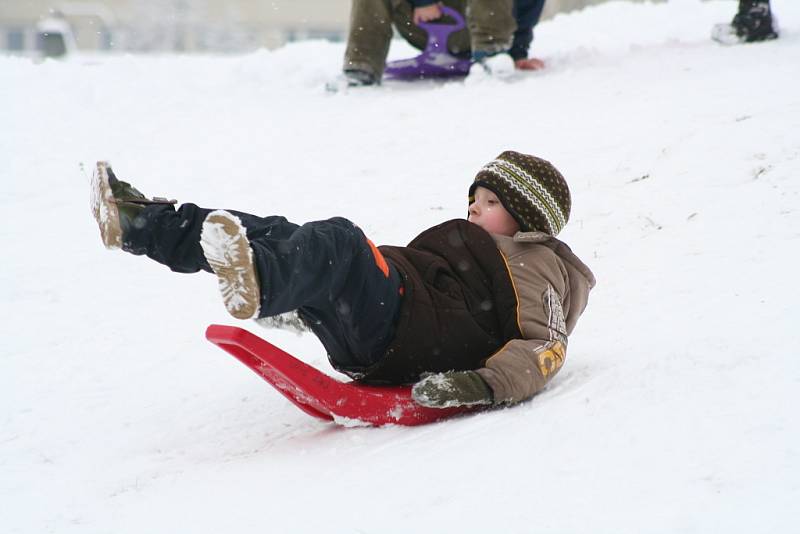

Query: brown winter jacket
(366, 219), (595, 405)
(476, 230), (595, 404)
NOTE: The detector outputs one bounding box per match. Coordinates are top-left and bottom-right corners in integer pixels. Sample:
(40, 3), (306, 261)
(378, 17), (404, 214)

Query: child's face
(468, 186), (520, 236)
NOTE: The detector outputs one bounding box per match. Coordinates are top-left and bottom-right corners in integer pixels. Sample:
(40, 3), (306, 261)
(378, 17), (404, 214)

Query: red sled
(205, 325), (477, 426)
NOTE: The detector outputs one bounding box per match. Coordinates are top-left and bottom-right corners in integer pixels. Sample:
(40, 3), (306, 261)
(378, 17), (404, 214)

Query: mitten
(411, 371), (494, 408)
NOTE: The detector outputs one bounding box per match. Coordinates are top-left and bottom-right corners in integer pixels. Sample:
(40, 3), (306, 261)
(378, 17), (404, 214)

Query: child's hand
(411, 371), (493, 408)
(514, 57), (546, 71)
(413, 3), (443, 24)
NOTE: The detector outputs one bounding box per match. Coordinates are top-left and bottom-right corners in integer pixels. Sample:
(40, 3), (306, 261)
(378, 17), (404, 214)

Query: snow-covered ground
(2, 0), (799, 532)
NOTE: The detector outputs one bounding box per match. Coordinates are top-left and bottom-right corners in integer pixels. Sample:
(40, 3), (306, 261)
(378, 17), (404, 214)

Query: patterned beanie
(468, 151), (571, 236)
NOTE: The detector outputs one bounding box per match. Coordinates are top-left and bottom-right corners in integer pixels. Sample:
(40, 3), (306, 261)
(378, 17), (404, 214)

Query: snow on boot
(200, 210), (261, 320)
(467, 52), (516, 84)
(479, 53), (516, 78)
(90, 161), (175, 250)
(343, 69), (377, 86)
(91, 161), (124, 249)
(712, 0), (778, 45)
(325, 70), (378, 93)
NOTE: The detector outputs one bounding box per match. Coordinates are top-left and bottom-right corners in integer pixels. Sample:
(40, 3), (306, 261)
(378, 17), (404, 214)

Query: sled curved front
(205, 325), (475, 426)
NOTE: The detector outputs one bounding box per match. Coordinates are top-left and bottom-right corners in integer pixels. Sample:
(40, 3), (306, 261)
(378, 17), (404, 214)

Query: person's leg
(122, 202), (298, 274)
(713, 0), (778, 44)
(202, 212), (402, 369)
(247, 216), (403, 369)
(509, 0), (546, 62)
(91, 164), (400, 369)
(467, 0), (515, 57)
(343, 0), (395, 81)
(125, 206), (401, 368)
(732, 0), (778, 42)
(90, 161), (297, 274)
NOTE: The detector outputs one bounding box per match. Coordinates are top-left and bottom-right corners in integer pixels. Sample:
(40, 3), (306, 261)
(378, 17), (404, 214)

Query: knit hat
(469, 151), (571, 236)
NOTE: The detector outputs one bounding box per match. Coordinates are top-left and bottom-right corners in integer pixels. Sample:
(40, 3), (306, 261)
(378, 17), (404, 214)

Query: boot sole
(90, 161), (122, 250)
(200, 211), (261, 320)
(712, 22), (779, 45)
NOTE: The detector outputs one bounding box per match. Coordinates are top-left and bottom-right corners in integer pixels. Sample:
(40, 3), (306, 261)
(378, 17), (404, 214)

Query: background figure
(712, 0), (778, 44)
(343, 0), (546, 85)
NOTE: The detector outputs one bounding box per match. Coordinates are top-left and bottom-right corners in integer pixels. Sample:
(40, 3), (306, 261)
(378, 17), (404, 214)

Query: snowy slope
(2, 1), (799, 532)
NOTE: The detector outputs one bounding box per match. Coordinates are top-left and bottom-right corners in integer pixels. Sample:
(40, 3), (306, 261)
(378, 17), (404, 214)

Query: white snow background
(2, 0), (799, 532)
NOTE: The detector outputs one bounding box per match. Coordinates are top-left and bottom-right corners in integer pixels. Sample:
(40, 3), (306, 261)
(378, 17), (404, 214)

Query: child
(343, 0), (547, 86)
(90, 151), (595, 408)
(712, 0), (778, 44)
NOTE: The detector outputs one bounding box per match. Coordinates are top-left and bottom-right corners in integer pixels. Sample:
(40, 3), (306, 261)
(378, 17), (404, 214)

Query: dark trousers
(124, 203), (403, 370)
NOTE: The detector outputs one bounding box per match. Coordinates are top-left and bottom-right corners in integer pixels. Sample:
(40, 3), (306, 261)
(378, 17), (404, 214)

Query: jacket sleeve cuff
(475, 368), (507, 405)
(410, 0), (439, 7)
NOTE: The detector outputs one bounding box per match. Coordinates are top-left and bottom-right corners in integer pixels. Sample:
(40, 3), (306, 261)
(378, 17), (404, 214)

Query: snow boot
(90, 161), (176, 250)
(324, 69), (378, 93)
(344, 69), (378, 87)
(200, 210), (261, 320)
(473, 52), (515, 77)
(712, 1), (778, 45)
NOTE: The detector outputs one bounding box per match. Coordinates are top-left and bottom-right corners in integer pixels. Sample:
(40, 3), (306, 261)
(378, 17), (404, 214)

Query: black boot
(90, 161), (176, 250)
(713, 1), (778, 44)
(343, 69), (378, 87)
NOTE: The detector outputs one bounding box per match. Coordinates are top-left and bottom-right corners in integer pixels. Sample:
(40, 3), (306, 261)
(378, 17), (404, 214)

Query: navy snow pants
(124, 203), (403, 370)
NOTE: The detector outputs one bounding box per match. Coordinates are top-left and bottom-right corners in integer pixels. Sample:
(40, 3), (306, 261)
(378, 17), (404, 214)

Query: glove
(411, 371), (494, 408)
